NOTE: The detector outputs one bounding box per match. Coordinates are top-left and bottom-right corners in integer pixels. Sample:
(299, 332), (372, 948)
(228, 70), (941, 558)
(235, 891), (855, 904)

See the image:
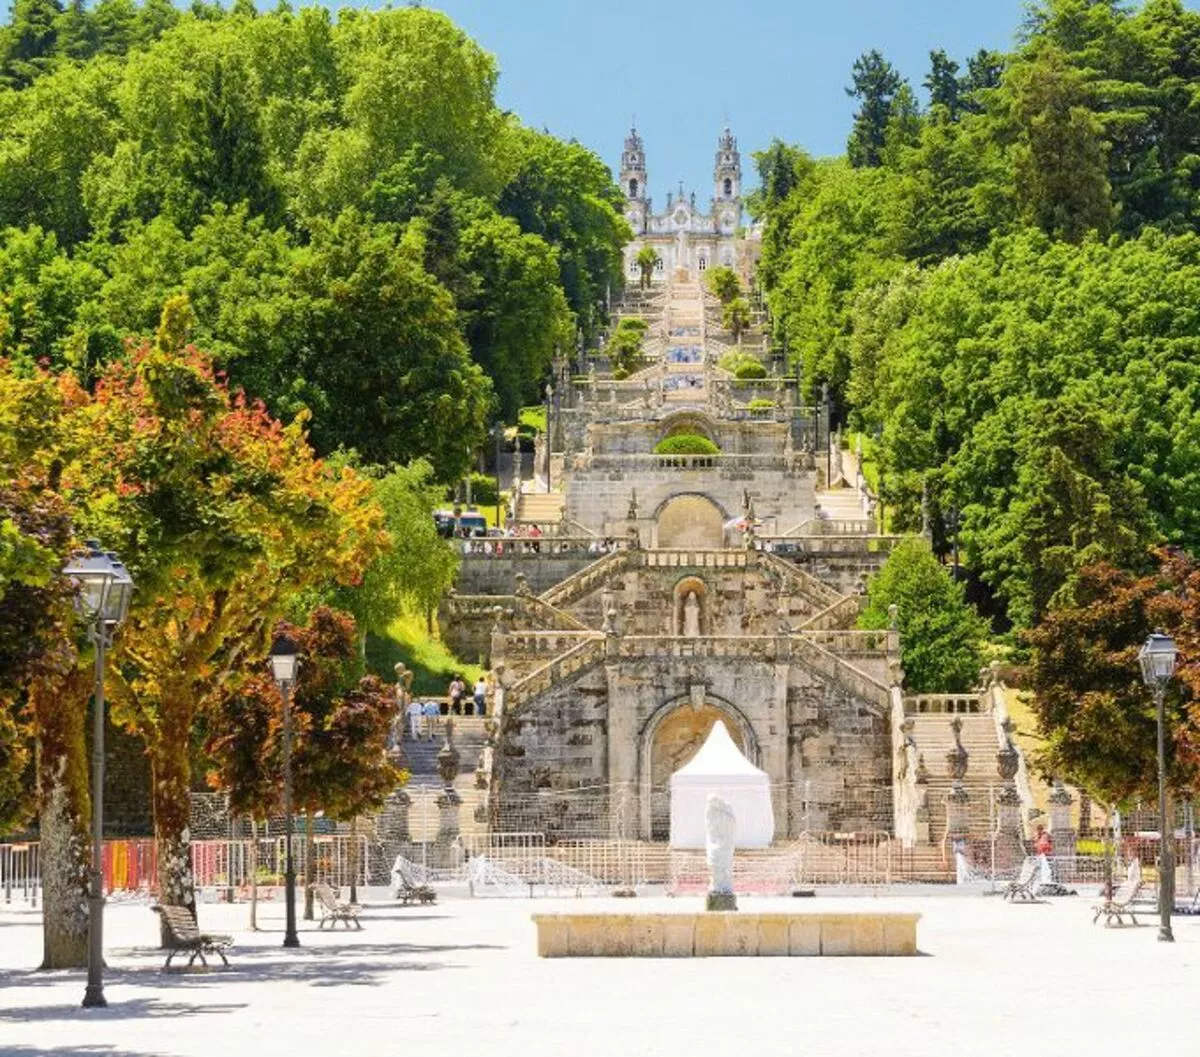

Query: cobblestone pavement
(1, 889), (1197, 1057)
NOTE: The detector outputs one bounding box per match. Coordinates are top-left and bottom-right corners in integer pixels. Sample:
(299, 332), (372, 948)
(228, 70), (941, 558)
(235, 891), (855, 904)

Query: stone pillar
(945, 717), (970, 841)
(1049, 778), (1076, 858)
(993, 720), (1024, 871)
(435, 721), (462, 844)
(768, 616), (791, 836)
(604, 611), (634, 839)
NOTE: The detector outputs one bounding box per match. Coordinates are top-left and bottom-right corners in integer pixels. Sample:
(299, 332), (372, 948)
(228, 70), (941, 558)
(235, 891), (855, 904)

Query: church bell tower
(620, 125), (649, 234)
(713, 126), (742, 235)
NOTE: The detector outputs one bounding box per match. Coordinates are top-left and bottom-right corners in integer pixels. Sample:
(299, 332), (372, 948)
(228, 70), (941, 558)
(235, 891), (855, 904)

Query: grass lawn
(365, 608), (484, 697)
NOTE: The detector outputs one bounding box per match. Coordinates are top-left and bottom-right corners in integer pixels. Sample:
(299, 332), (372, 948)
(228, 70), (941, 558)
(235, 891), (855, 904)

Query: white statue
(705, 794), (737, 911)
(682, 591), (702, 638)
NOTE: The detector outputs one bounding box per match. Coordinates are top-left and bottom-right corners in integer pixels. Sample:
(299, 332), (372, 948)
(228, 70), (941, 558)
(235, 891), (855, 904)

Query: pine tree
(846, 50), (905, 168)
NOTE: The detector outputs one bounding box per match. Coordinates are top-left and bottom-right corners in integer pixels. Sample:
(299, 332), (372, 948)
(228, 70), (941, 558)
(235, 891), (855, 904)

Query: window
(698, 257), (708, 271)
(723, 178), (733, 197)
(629, 258), (638, 275)
(654, 257), (665, 273)
(629, 178), (639, 197)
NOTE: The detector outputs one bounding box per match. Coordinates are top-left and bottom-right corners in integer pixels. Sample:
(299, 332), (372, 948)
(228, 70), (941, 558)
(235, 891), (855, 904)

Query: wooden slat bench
(152, 904), (233, 969)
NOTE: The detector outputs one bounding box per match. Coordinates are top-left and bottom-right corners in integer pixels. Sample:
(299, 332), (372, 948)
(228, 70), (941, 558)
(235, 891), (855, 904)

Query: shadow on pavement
(0, 998), (247, 1022)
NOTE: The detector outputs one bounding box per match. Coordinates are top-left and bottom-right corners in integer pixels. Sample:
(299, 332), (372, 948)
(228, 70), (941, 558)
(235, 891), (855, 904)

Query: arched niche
(638, 695), (758, 840)
(672, 576), (709, 637)
(655, 493), (726, 550)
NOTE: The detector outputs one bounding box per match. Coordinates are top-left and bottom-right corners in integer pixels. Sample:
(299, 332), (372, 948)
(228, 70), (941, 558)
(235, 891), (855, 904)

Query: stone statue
(705, 794), (737, 911)
(682, 591), (702, 637)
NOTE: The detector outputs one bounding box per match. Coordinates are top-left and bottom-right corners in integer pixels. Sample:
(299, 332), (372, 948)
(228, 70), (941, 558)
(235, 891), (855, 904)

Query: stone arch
(638, 694), (759, 839)
(657, 410), (718, 447)
(672, 576), (709, 636)
(654, 493), (726, 549)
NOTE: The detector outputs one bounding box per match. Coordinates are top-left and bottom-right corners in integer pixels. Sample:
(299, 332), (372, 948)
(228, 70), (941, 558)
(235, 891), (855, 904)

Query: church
(620, 126), (750, 281)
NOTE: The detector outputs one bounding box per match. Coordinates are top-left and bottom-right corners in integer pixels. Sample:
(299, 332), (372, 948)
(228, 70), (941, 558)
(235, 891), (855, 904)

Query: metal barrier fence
(0, 836), (370, 904)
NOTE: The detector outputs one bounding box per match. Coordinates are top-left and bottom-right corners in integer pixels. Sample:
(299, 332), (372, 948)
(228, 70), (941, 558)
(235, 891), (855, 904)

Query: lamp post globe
(63, 541), (134, 1009)
(1138, 631), (1178, 943)
(269, 634), (302, 948)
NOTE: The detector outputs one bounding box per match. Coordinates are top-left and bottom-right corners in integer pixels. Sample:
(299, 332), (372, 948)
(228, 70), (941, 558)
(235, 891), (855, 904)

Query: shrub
(468, 473), (499, 506)
(748, 398), (774, 410)
(734, 360), (767, 380)
(654, 433), (720, 456)
(706, 266), (741, 304)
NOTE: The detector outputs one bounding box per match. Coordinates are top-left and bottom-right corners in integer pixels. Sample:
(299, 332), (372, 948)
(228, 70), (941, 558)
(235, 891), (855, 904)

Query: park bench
(1093, 861), (1143, 927)
(151, 904), (233, 969)
(1003, 857), (1041, 902)
(391, 856), (437, 906)
(311, 882), (362, 930)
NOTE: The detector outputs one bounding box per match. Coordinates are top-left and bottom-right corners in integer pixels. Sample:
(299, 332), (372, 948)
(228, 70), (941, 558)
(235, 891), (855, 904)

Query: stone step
(517, 493), (564, 523)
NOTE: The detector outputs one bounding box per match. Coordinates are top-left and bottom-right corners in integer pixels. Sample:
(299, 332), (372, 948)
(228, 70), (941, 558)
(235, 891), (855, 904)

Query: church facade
(620, 126), (750, 281)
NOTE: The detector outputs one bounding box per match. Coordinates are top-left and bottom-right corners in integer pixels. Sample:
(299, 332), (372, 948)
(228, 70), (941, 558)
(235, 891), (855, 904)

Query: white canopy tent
(668, 721), (775, 848)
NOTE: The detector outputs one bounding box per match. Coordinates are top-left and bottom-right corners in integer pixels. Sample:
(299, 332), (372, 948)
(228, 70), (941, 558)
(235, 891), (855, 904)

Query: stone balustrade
(904, 694), (986, 716)
(457, 537), (624, 558)
(504, 637), (607, 712)
(758, 535), (902, 557)
(582, 453), (803, 473)
(798, 595), (865, 632)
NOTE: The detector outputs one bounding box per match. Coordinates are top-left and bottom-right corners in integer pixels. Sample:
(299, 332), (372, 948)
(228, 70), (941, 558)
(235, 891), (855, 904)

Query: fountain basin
(532, 911), (920, 958)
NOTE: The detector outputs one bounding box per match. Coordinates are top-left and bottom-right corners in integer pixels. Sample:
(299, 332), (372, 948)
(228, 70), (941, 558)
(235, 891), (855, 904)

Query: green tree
(635, 245), (658, 290)
(846, 49), (905, 168)
(859, 538), (988, 693)
(705, 265), (741, 304)
(0, 0), (62, 89)
(723, 296), (751, 342)
(924, 49), (961, 118)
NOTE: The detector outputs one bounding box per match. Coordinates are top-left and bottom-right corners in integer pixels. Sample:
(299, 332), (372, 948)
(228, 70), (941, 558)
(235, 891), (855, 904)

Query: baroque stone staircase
(516, 491), (565, 524)
(906, 700), (1005, 844)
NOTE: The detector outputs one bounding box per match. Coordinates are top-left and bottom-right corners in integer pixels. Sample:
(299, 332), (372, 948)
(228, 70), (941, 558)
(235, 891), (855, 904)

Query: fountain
(531, 730), (921, 957)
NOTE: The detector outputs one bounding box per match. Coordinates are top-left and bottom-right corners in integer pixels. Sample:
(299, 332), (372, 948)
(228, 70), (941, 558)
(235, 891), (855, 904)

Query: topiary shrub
(654, 433), (720, 456)
(734, 360), (767, 380)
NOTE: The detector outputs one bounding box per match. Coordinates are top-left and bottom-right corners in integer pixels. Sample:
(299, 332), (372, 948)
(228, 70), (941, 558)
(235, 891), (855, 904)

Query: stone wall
(494, 651), (892, 841)
(565, 467), (815, 540)
(455, 554), (594, 597)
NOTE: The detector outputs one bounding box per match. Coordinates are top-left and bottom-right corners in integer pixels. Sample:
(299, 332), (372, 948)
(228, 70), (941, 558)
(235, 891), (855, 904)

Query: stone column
(1049, 778), (1076, 858)
(993, 720), (1024, 871)
(435, 722), (462, 844)
(603, 609), (634, 839)
(945, 717), (971, 841)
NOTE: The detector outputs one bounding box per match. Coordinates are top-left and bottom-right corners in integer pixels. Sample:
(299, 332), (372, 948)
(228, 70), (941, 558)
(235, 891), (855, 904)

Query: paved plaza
(1, 890), (1197, 1057)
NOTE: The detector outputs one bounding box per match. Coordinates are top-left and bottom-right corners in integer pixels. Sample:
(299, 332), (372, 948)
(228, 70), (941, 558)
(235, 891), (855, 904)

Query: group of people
(402, 675), (489, 741)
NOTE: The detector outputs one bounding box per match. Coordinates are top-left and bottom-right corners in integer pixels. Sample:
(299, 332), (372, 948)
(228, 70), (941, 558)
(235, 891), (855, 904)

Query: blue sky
(419, 0), (1054, 203)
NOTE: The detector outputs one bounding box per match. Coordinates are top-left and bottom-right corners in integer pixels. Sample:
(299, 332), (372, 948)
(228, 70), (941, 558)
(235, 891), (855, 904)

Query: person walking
(473, 676), (488, 716)
(407, 697), (424, 740)
(422, 699), (439, 741)
(448, 675), (465, 716)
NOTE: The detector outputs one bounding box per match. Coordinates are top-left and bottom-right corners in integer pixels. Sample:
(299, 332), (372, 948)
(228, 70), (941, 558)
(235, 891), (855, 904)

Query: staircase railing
(539, 548), (634, 611)
(755, 549), (845, 610)
(788, 636), (891, 715)
(797, 594), (864, 632)
(503, 636), (606, 713)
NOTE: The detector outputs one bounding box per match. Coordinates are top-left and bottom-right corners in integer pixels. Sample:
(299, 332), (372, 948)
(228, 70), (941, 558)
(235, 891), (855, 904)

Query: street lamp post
(63, 542), (134, 1010)
(269, 635), (301, 949)
(1138, 631), (1178, 943)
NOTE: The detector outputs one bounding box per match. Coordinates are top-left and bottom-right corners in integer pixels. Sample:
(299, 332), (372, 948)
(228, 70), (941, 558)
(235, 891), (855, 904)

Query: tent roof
(671, 720), (765, 780)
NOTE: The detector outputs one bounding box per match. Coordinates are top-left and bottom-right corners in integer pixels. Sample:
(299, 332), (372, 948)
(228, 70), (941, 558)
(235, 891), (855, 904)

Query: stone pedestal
(1049, 779), (1076, 858)
(437, 789), (462, 844)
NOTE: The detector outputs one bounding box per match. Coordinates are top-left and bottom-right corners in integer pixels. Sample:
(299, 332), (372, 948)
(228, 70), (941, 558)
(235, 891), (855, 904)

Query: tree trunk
(349, 816), (359, 904)
(249, 818), (259, 931)
(150, 742), (196, 945)
(32, 670), (91, 970)
(303, 814), (315, 920)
